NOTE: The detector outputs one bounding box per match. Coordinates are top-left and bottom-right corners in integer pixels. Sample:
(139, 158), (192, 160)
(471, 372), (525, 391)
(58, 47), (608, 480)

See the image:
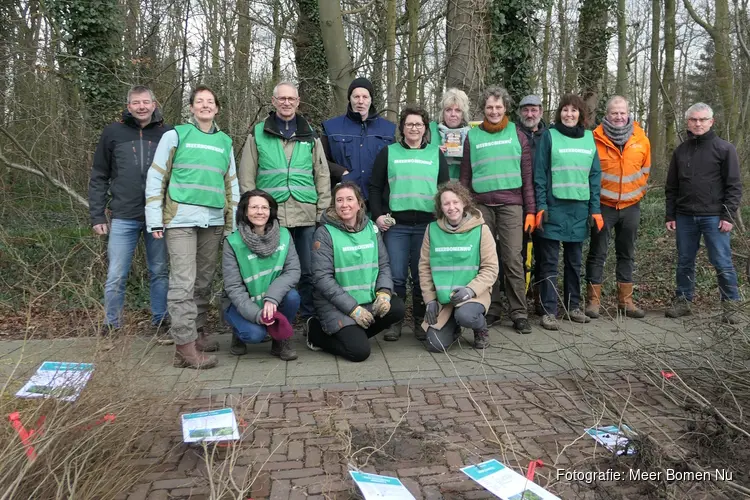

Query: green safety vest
(168, 124), (232, 208)
(429, 222), (482, 305)
(254, 121), (318, 204)
(386, 143), (440, 212)
(468, 123), (522, 193)
(226, 227), (291, 307)
(549, 128), (595, 201)
(327, 221), (379, 305)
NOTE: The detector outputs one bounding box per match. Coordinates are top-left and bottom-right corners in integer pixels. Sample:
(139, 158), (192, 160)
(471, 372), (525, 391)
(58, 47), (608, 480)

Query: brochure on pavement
(16, 361), (94, 402)
(585, 424), (636, 455)
(349, 471), (416, 499)
(181, 408), (240, 443)
(461, 459), (560, 500)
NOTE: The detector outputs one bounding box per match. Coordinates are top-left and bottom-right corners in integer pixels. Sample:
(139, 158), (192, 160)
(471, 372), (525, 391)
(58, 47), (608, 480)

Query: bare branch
(682, 0), (715, 36)
(342, 0), (376, 15)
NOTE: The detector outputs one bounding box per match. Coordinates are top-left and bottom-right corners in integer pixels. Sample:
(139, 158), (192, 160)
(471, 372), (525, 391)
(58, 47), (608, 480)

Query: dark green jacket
(533, 124), (602, 242)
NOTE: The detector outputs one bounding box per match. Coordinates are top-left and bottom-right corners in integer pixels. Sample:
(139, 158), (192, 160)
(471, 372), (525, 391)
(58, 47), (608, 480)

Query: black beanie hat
(347, 77), (374, 100)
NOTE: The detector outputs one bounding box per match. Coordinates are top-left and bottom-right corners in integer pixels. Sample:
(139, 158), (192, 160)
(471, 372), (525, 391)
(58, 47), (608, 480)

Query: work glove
(349, 306), (375, 328)
(535, 210), (548, 231)
(425, 301), (440, 326)
(450, 286), (475, 306)
(590, 214), (604, 232)
(371, 291), (391, 317)
(524, 214), (536, 234)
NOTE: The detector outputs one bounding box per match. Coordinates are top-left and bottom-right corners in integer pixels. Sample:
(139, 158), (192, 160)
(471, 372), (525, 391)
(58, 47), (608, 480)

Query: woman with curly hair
(418, 182), (499, 351)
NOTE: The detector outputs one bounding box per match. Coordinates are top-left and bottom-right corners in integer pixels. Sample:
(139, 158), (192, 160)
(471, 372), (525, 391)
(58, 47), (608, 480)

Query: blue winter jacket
(322, 106), (396, 200)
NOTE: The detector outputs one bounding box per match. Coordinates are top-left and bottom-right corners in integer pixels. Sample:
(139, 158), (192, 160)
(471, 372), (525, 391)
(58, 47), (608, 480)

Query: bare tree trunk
(295, 0), (331, 126)
(664, 0), (677, 153)
(272, 1), (281, 84)
(445, 0), (488, 116)
(405, 0), (419, 103)
(541, 2), (553, 120)
(386, 0), (397, 121)
(371, 0), (387, 109)
(319, 0), (355, 113)
(577, 0), (612, 125)
(648, 0), (662, 164)
(615, 0), (628, 95)
(235, 0), (251, 80)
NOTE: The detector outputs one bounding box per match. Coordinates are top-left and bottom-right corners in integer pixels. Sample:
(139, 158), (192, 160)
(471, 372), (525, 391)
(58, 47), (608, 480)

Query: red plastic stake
(9, 412), (45, 461)
(526, 459), (544, 480)
(661, 370), (676, 380)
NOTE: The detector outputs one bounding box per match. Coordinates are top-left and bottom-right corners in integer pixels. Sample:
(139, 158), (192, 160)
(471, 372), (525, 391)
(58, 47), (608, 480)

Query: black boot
(230, 332), (247, 356)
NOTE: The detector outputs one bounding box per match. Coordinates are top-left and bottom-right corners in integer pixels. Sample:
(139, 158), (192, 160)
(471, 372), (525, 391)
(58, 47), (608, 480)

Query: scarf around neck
(601, 117), (634, 146)
(238, 219), (281, 257)
(482, 115), (509, 133)
(554, 121), (585, 138)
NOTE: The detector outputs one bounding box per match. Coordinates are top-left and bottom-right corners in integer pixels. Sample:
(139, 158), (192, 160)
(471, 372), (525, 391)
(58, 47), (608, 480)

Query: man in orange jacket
(584, 96), (650, 319)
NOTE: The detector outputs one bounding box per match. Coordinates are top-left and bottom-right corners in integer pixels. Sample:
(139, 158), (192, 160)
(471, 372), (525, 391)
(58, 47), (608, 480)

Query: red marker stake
(526, 459), (544, 480)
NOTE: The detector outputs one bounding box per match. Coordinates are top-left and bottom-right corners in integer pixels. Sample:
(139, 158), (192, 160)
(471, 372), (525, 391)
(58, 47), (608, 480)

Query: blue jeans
(383, 222), (427, 317)
(224, 289), (301, 343)
(536, 237), (583, 316)
(289, 226), (315, 318)
(104, 218), (168, 327)
(675, 214), (739, 301)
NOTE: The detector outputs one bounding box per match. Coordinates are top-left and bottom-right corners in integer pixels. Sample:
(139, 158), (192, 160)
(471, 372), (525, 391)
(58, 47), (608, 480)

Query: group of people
(89, 76), (743, 369)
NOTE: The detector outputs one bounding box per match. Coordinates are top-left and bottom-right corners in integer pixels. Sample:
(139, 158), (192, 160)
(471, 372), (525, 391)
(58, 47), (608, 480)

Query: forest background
(1, 0), (749, 329)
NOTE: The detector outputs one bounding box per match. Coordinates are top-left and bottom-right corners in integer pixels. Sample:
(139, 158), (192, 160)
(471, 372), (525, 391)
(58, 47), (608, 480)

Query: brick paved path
(120, 374), (698, 500)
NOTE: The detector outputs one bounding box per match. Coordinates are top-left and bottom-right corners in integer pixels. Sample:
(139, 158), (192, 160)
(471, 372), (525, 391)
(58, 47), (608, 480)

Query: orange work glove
(524, 214), (536, 233)
(591, 214), (604, 232)
(535, 210), (547, 230)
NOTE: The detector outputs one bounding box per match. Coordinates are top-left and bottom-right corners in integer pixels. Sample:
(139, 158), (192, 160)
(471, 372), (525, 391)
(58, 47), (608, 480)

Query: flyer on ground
(461, 459), (560, 500)
(16, 361), (94, 402)
(585, 424), (636, 455)
(349, 471), (416, 500)
(181, 408), (240, 443)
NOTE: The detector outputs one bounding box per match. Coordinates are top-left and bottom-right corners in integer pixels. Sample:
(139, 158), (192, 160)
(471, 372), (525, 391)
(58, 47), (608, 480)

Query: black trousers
(585, 202), (640, 284)
(308, 296), (406, 362)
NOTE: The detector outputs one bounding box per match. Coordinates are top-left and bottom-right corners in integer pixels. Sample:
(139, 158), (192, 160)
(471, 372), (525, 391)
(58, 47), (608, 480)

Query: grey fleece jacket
(311, 210), (393, 335)
(222, 226), (301, 323)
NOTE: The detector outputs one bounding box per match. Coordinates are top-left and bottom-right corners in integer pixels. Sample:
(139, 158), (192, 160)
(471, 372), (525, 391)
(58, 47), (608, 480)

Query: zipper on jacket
(139, 129), (145, 189)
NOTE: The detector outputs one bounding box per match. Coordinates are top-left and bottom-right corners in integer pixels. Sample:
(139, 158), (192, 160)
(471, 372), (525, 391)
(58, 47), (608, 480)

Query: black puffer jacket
(665, 130), (742, 222)
(88, 109), (172, 225)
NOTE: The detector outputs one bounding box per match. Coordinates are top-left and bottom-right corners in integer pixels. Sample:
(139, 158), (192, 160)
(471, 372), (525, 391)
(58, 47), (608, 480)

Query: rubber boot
(174, 341), (218, 369)
(585, 283), (602, 319)
(617, 282), (645, 318)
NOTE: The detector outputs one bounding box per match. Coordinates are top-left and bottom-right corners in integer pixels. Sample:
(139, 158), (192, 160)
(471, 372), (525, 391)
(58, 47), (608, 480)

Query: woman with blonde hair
(429, 88), (472, 181)
(418, 182), (499, 351)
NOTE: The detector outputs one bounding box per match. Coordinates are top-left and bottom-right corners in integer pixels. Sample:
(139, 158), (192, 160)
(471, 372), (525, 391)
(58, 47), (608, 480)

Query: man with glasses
(238, 81), (331, 329)
(89, 85), (172, 347)
(664, 102), (743, 323)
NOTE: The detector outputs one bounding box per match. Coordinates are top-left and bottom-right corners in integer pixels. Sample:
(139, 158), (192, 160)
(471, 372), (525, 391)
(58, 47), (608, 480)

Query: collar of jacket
(188, 116), (219, 133)
(121, 108), (165, 129)
(399, 137), (428, 149)
(263, 111), (315, 141)
(320, 206), (370, 232)
(687, 129), (716, 143)
(345, 104), (379, 124)
(516, 119), (547, 137)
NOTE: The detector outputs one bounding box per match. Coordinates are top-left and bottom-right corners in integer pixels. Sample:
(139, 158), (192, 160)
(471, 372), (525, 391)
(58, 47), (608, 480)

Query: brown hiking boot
(617, 283), (645, 318)
(173, 341), (218, 369)
(722, 301), (745, 325)
(585, 283), (602, 319)
(271, 339), (298, 361)
(195, 328), (219, 352)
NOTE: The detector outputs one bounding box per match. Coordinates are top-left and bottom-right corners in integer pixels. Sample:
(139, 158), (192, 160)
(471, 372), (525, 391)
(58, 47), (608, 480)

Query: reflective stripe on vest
(254, 121), (317, 204)
(327, 221), (379, 305)
(386, 143), (440, 212)
(428, 222), (481, 305)
(549, 128), (595, 201)
(168, 124), (231, 208)
(468, 123), (522, 193)
(227, 227), (291, 307)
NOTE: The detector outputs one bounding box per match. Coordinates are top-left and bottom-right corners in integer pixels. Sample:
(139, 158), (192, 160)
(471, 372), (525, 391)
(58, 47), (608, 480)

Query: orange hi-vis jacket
(593, 122), (651, 209)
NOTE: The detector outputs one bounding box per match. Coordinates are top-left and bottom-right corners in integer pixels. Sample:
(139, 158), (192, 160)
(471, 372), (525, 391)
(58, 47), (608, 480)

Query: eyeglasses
(274, 97), (298, 103)
(404, 123), (425, 129)
(688, 117), (712, 123)
(249, 205), (270, 212)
